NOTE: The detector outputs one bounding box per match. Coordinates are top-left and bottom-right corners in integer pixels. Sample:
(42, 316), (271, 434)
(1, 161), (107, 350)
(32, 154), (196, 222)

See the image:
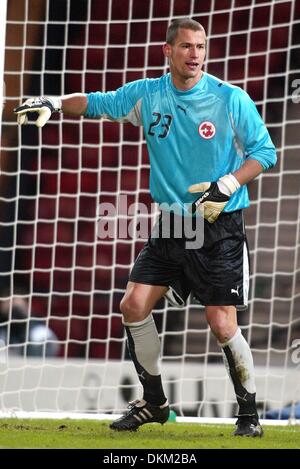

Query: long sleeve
(230, 88), (277, 171)
(84, 79), (150, 126)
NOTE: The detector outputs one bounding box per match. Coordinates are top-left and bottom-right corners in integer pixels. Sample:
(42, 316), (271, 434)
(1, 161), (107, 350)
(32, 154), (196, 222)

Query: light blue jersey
(86, 72), (276, 214)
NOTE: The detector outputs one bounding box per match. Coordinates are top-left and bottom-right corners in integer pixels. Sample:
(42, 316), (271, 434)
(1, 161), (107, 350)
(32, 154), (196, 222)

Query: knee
(206, 306), (237, 343)
(210, 321), (235, 343)
(120, 294), (147, 323)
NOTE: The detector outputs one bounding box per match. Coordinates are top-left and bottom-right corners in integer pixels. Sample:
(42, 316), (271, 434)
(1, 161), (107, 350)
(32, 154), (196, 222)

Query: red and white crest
(198, 121), (216, 139)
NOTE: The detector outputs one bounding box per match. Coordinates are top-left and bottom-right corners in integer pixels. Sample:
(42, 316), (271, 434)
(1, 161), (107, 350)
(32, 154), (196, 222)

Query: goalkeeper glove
(14, 97), (62, 127)
(188, 173), (240, 223)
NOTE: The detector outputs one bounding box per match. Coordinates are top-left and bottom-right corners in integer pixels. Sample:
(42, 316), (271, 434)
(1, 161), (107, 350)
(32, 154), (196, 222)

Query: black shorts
(129, 210), (250, 307)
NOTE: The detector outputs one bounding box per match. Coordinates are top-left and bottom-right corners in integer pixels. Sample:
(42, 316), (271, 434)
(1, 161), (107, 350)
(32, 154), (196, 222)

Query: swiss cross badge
(198, 121), (216, 139)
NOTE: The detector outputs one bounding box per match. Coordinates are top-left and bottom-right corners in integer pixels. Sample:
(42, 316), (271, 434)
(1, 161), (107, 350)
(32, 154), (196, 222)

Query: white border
(0, 0), (7, 137)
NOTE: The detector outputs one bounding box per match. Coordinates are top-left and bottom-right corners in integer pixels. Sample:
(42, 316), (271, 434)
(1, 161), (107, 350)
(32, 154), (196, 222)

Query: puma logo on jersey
(177, 105), (186, 114)
(231, 286), (239, 296)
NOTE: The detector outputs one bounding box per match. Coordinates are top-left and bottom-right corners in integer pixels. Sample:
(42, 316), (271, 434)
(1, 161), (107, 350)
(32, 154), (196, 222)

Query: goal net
(0, 0), (299, 420)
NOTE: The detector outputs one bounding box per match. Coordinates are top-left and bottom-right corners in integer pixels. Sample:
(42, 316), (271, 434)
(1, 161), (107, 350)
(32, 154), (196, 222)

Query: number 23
(148, 113), (172, 138)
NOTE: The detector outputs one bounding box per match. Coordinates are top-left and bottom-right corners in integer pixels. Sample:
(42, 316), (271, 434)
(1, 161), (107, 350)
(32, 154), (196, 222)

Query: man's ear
(163, 43), (171, 58)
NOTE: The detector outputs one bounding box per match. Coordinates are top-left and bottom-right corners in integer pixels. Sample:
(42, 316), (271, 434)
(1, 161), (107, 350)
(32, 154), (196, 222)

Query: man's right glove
(14, 97), (62, 127)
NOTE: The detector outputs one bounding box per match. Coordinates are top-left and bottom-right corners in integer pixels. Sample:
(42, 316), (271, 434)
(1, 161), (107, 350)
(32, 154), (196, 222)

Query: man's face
(163, 28), (206, 86)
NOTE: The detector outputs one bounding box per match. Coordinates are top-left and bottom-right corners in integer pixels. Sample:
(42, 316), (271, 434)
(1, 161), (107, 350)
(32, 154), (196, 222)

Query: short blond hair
(166, 18), (206, 45)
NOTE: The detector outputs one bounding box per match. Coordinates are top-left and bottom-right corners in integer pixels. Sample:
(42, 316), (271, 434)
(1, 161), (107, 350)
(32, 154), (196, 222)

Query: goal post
(0, 0), (299, 422)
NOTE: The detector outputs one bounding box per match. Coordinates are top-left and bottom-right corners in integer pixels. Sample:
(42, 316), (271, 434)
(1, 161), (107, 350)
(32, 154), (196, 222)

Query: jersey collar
(168, 72), (207, 96)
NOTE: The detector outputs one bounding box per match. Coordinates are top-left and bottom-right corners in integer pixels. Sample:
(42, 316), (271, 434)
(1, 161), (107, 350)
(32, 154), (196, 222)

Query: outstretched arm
(15, 79), (148, 127)
(14, 93), (88, 127)
(61, 93), (88, 116)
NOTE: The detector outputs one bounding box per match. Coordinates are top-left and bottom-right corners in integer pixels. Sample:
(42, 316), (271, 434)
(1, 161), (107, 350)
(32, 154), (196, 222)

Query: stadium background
(0, 0), (299, 411)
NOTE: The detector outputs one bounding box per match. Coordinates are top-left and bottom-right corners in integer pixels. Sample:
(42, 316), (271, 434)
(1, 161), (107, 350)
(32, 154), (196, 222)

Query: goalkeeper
(15, 18), (276, 437)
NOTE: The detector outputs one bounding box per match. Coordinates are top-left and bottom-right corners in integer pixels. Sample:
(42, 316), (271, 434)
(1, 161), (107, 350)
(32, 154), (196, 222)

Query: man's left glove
(14, 97), (62, 127)
(188, 173), (240, 223)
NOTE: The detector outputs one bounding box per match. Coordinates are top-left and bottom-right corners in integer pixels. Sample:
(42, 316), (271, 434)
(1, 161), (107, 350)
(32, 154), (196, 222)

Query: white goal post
(0, 0), (299, 424)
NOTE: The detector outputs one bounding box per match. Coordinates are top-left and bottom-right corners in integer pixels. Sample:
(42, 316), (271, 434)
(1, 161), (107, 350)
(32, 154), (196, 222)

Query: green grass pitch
(0, 418), (299, 449)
